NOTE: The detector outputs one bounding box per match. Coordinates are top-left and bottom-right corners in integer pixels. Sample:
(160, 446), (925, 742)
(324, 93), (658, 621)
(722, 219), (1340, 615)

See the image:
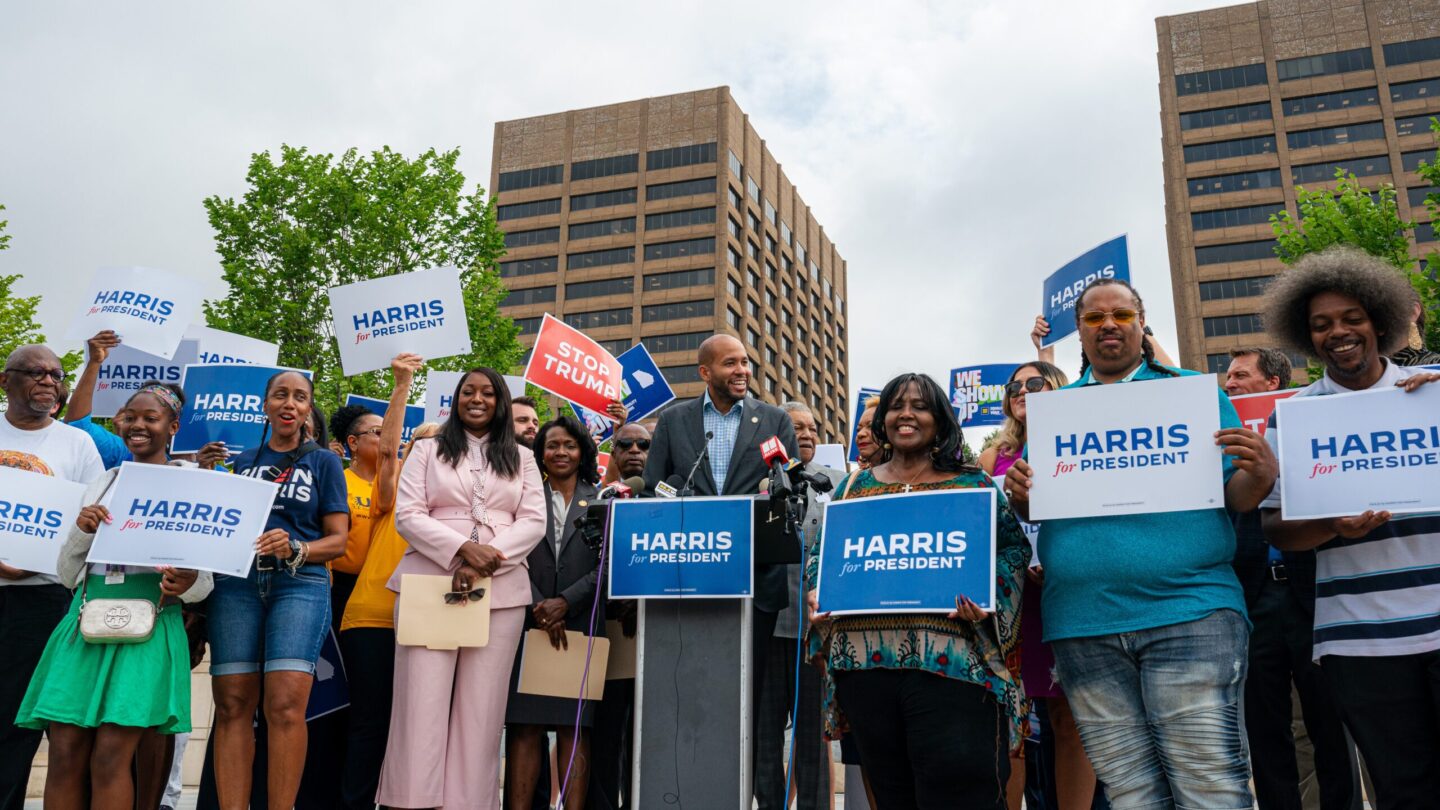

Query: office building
(491, 87), (852, 440)
(1158, 0), (1440, 377)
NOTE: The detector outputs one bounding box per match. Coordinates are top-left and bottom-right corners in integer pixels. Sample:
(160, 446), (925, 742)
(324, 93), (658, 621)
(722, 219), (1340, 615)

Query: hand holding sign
(1040, 236), (1130, 348)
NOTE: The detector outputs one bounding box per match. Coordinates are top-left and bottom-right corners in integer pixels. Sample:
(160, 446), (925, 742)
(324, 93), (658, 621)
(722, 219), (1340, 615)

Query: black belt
(1268, 562), (1288, 582)
(255, 554), (281, 572)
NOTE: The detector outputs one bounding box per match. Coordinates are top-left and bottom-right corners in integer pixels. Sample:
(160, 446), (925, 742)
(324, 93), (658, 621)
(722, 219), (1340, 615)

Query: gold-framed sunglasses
(1079, 308), (1140, 327)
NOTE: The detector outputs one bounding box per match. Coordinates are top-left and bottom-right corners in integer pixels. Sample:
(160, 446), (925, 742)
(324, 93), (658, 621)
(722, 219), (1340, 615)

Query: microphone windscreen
(622, 476), (646, 492)
(758, 478), (769, 494)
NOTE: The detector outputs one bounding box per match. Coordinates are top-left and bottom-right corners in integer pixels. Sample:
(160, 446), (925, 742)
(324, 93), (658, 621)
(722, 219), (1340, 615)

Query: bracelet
(285, 542), (309, 573)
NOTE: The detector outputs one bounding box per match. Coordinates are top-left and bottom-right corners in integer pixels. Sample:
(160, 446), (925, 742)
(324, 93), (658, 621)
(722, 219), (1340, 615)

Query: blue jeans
(1052, 609), (1251, 810)
(209, 563), (331, 676)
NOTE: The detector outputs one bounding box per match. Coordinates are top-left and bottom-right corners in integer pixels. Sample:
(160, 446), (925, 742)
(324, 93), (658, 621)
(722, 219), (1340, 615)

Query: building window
(763, 376), (774, 394)
(643, 331), (710, 355)
(597, 338), (631, 356)
(809, 260), (820, 282)
(1191, 203), (1285, 231)
(1407, 186), (1439, 207)
(748, 241), (760, 261)
(747, 328), (761, 347)
(1277, 47), (1373, 82)
(498, 164), (563, 192)
(502, 286), (555, 307)
(1183, 134), (1277, 163)
(780, 280), (793, 299)
(1396, 113), (1440, 138)
(646, 207), (717, 230)
(1198, 276), (1273, 302)
(499, 256), (559, 277)
(1283, 87), (1380, 116)
(782, 256), (793, 274)
(571, 153), (638, 181)
(1188, 169), (1282, 196)
(765, 290), (775, 307)
(1174, 63), (1267, 96)
(728, 246), (741, 267)
(1179, 102), (1272, 130)
(1391, 77), (1440, 103)
(764, 200), (777, 226)
(566, 277), (634, 299)
(727, 307), (740, 329)
(660, 365), (702, 384)
(746, 298), (759, 318)
(1195, 239), (1277, 265)
(748, 211), (761, 232)
(647, 176), (717, 201)
(1205, 353), (1234, 375)
(728, 216), (741, 239)
(746, 176), (761, 203)
(765, 318), (776, 336)
(1403, 149), (1435, 172)
(1292, 155), (1391, 184)
(796, 244), (807, 267)
(570, 188), (637, 211)
(1203, 313), (1265, 338)
(646, 142), (718, 171)
(729, 186), (742, 210)
(645, 237), (715, 261)
(726, 276), (739, 297)
(503, 227), (559, 248)
(514, 316), (542, 335)
(496, 198), (561, 221)
(728, 149), (743, 177)
(1383, 36), (1440, 67)
(645, 267), (714, 291)
(780, 308), (791, 326)
(567, 246), (635, 270)
(766, 234), (778, 256)
(1286, 121), (1385, 150)
(780, 221), (792, 245)
(781, 363), (792, 381)
(643, 300), (714, 322)
(1416, 222), (1436, 242)
(747, 269), (760, 289)
(565, 308), (633, 330)
(568, 217), (636, 240)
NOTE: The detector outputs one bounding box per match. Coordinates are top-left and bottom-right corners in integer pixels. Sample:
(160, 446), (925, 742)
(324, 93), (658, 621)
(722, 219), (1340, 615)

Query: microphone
(761, 437), (792, 502)
(785, 459), (834, 493)
(598, 476), (645, 500)
(680, 431), (714, 496)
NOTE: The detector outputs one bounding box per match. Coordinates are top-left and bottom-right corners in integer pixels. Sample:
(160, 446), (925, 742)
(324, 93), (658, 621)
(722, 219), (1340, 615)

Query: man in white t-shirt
(0, 344), (104, 810)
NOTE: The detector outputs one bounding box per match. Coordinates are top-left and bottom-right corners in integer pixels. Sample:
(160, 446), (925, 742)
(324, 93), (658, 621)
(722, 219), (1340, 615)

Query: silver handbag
(77, 577), (160, 645)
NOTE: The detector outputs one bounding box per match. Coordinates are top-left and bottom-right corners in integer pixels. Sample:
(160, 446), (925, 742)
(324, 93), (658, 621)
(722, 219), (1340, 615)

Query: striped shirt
(701, 389), (744, 493)
(1261, 360), (1440, 660)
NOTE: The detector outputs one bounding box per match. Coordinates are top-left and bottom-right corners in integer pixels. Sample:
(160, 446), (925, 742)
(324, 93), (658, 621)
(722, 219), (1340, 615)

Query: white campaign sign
(184, 325), (280, 366)
(87, 464), (279, 576)
(1026, 374), (1225, 520)
(0, 468), (88, 575)
(329, 267), (472, 376)
(812, 444), (847, 473)
(66, 267), (204, 359)
(1275, 383), (1440, 520)
(87, 340), (199, 419)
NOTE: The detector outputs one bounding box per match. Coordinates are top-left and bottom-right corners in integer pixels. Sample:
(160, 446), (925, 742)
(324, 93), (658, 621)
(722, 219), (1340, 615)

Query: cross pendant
(902, 484), (912, 493)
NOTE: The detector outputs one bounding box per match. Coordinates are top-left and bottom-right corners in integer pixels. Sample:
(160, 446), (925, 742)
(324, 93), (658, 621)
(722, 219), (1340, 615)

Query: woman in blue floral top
(806, 372), (1030, 809)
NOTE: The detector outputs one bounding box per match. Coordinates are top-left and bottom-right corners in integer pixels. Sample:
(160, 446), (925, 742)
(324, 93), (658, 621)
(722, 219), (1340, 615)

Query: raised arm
(64, 331), (121, 423)
(375, 353), (423, 517)
(1031, 316), (1055, 366)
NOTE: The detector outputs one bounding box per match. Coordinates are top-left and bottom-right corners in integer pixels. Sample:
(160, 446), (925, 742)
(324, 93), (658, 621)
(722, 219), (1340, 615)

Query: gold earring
(1410, 322), (1424, 351)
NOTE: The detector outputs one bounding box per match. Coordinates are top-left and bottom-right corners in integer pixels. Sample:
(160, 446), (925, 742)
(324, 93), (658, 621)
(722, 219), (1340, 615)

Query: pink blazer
(389, 435), (546, 610)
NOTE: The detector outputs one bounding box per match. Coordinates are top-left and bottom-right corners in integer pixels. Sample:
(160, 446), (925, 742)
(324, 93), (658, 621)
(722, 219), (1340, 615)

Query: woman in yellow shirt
(338, 354), (433, 810)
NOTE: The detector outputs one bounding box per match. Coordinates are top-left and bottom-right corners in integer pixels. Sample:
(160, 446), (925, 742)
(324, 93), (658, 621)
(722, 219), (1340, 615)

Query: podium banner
(0, 468), (88, 575)
(607, 497), (753, 599)
(817, 489), (996, 615)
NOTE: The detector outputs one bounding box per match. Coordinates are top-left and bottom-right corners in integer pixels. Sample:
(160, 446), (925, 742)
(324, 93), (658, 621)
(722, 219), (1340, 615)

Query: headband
(135, 384), (183, 415)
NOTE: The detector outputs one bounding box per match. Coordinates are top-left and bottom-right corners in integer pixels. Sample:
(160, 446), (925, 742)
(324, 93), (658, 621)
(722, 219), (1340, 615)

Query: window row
(1277, 47), (1372, 82)
(1396, 113), (1439, 139)
(1191, 203), (1284, 231)
(569, 217), (635, 240)
(1203, 313), (1265, 338)
(1180, 101), (1272, 130)
(1391, 77), (1440, 103)
(660, 365), (702, 385)
(1175, 63), (1267, 96)
(504, 227), (559, 248)
(1286, 121), (1384, 150)
(644, 267), (714, 291)
(1406, 186), (1439, 208)
(1197, 275), (1272, 302)
(1403, 149), (1435, 172)
(571, 188), (637, 211)
(645, 237), (714, 261)
(566, 308), (631, 330)
(645, 207), (716, 230)
(1383, 36), (1440, 68)
(646, 142), (717, 171)
(571, 153), (638, 182)
(496, 198), (561, 221)
(566, 277), (633, 300)
(1283, 86), (1378, 116)
(643, 299), (713, 322)
(1194, 238), (1277, 265)
(1188, 168), (1281, 196)
(1184, 134), (1277, 163)
(498, 164), (563, 192)
(568, 247), (635, 270)
(1418, 222), (1436, 243)
(1292, 155), (1390, 185)
(596, 338), (631, 356)
(643, 331), (710, 355)
(648, 176), (716, 201)
(502, 286), (555, 307)
(498, 256), (558, 278)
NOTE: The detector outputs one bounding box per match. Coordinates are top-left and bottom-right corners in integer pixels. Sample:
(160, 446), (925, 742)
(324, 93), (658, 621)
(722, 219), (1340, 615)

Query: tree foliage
(1270, 170), (1414, 269)
(1411, 117), (1440, 354)
(203, 145), (520, 410)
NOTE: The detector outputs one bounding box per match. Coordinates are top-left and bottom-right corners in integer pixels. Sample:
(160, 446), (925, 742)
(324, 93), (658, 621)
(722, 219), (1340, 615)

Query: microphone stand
(679, 430), (713, 497)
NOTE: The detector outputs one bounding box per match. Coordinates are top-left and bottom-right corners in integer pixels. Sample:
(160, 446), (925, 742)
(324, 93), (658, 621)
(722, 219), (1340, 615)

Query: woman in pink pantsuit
(378, 367), (546, 810)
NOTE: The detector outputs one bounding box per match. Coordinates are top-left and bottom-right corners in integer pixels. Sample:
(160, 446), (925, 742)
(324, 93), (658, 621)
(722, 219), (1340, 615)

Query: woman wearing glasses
(979, 362), (1099, 810)
(504, 415), (605, 809)
(378, 367), (545, 810)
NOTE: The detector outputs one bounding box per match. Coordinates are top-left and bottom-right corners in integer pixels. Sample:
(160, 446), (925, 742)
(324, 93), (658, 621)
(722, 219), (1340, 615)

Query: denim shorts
(208, 563), (331, 676)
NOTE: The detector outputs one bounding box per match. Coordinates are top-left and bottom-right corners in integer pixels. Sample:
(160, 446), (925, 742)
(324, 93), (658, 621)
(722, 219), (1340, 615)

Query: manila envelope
(516, 629), (609, 700)
(396, 574), (491, 649)
(604, 620), (636, 680)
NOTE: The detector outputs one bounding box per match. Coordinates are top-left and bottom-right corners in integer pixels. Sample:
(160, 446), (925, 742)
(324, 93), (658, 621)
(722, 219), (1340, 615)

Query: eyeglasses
(443, 588), (485, 605)
(1005, 377), (1048, 398)
(354, 427), (383, 438)
(1079, 308), (1140, 327)
(615, 438), (651, 451)
(4, 367), (66, 384)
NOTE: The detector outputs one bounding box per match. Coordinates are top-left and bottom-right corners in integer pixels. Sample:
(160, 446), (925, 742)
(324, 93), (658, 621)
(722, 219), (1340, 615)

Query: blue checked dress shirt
(701, 389), (744, 493)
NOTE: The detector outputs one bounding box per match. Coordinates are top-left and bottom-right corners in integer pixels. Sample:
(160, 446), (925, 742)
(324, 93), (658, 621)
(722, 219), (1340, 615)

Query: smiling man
(1259, 247), (1440, 808)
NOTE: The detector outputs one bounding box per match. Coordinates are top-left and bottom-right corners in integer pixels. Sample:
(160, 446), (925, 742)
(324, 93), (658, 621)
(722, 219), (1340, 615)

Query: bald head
(697, 334), (751, 410)
(698, 334), (745, 366)
(2, 344), (65, 427)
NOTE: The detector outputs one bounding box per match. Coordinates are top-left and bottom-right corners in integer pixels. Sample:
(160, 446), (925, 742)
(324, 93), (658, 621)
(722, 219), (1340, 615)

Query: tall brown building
(1158, 0), (1440, 377)
(490, 87), (852, 441)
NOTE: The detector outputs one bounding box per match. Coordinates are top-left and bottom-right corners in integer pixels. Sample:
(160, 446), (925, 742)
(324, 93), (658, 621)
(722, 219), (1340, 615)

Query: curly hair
(1261, 246), (1416, 357)
(532, 415), (600, 485)
(329, 403), (375, 443)
(871, 373), (975, 474)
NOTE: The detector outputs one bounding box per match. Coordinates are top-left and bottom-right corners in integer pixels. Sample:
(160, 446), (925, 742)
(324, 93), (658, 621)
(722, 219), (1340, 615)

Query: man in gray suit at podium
(643, 333), (799, 705)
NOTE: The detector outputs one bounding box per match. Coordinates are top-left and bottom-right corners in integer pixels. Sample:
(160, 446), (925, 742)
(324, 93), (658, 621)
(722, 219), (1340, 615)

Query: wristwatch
(1143, 325), (1154, 336)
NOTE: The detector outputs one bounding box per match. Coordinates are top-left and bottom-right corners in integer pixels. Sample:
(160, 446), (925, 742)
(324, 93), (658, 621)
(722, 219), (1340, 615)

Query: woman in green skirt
(15, 382), (218, 810)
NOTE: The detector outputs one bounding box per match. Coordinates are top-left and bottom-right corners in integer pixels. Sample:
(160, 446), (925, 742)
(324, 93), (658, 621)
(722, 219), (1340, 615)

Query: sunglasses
(1079, 308), (1140, 327)
(443, 588), (485, 605)
(1005, 377), (1048, 398)
(4, 367), (66, 384)
(615, 438), (651, 451)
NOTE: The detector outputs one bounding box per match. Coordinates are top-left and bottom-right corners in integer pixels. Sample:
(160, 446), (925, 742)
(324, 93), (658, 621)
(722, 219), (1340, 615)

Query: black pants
(755, 637), (828, 810)
(1322, 651), (1440, 810)
(339, 628), (394, 810)
(834, 669), (1008, 810)
(0, 583), (71, 810)
(587, 677), (634, 809)
(1245, 580), (1359, 810)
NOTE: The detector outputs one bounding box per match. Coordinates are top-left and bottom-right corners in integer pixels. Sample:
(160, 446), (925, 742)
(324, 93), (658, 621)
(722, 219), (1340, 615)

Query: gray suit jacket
(642, 394), (799, 612)
(526, 479), (604, 626)
(775, 460), (846, 638)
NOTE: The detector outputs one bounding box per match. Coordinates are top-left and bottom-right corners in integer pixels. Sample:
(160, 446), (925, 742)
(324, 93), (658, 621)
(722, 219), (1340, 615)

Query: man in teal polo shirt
(1005, 278), (1277, 810)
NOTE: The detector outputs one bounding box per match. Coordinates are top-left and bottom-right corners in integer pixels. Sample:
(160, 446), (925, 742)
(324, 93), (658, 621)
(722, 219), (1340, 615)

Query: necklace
(895, 462), (929, 493)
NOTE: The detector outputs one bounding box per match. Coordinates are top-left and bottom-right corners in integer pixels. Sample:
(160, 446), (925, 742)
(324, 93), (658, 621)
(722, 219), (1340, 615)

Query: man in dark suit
(643, 333), (799, 701)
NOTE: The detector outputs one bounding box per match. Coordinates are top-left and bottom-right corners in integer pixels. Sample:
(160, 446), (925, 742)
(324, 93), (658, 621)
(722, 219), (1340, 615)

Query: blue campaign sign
(847, 387), (883, 463)
(345, 394), (426, 452)
(816, 489), (997, 615)
(607, 497), (754, 599)
(1041, 234), (1130, 348)
(172, 364), (313, 455)
(570, 343), (676, 443)
(949, 364), (1019, 428)
(305, 628), (350, 721)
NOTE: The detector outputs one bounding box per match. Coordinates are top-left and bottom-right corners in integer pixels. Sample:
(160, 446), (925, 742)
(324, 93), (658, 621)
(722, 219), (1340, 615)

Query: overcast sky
(2, 0), (1224, 409)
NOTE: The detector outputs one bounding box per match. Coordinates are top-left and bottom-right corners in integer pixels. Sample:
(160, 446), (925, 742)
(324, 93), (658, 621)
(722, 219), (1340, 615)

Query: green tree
(203, 145), (520, 409)
(0, 205), (83, 403)
(1270, 170), (1414, 269)
(1411, 117), (1440, 353)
